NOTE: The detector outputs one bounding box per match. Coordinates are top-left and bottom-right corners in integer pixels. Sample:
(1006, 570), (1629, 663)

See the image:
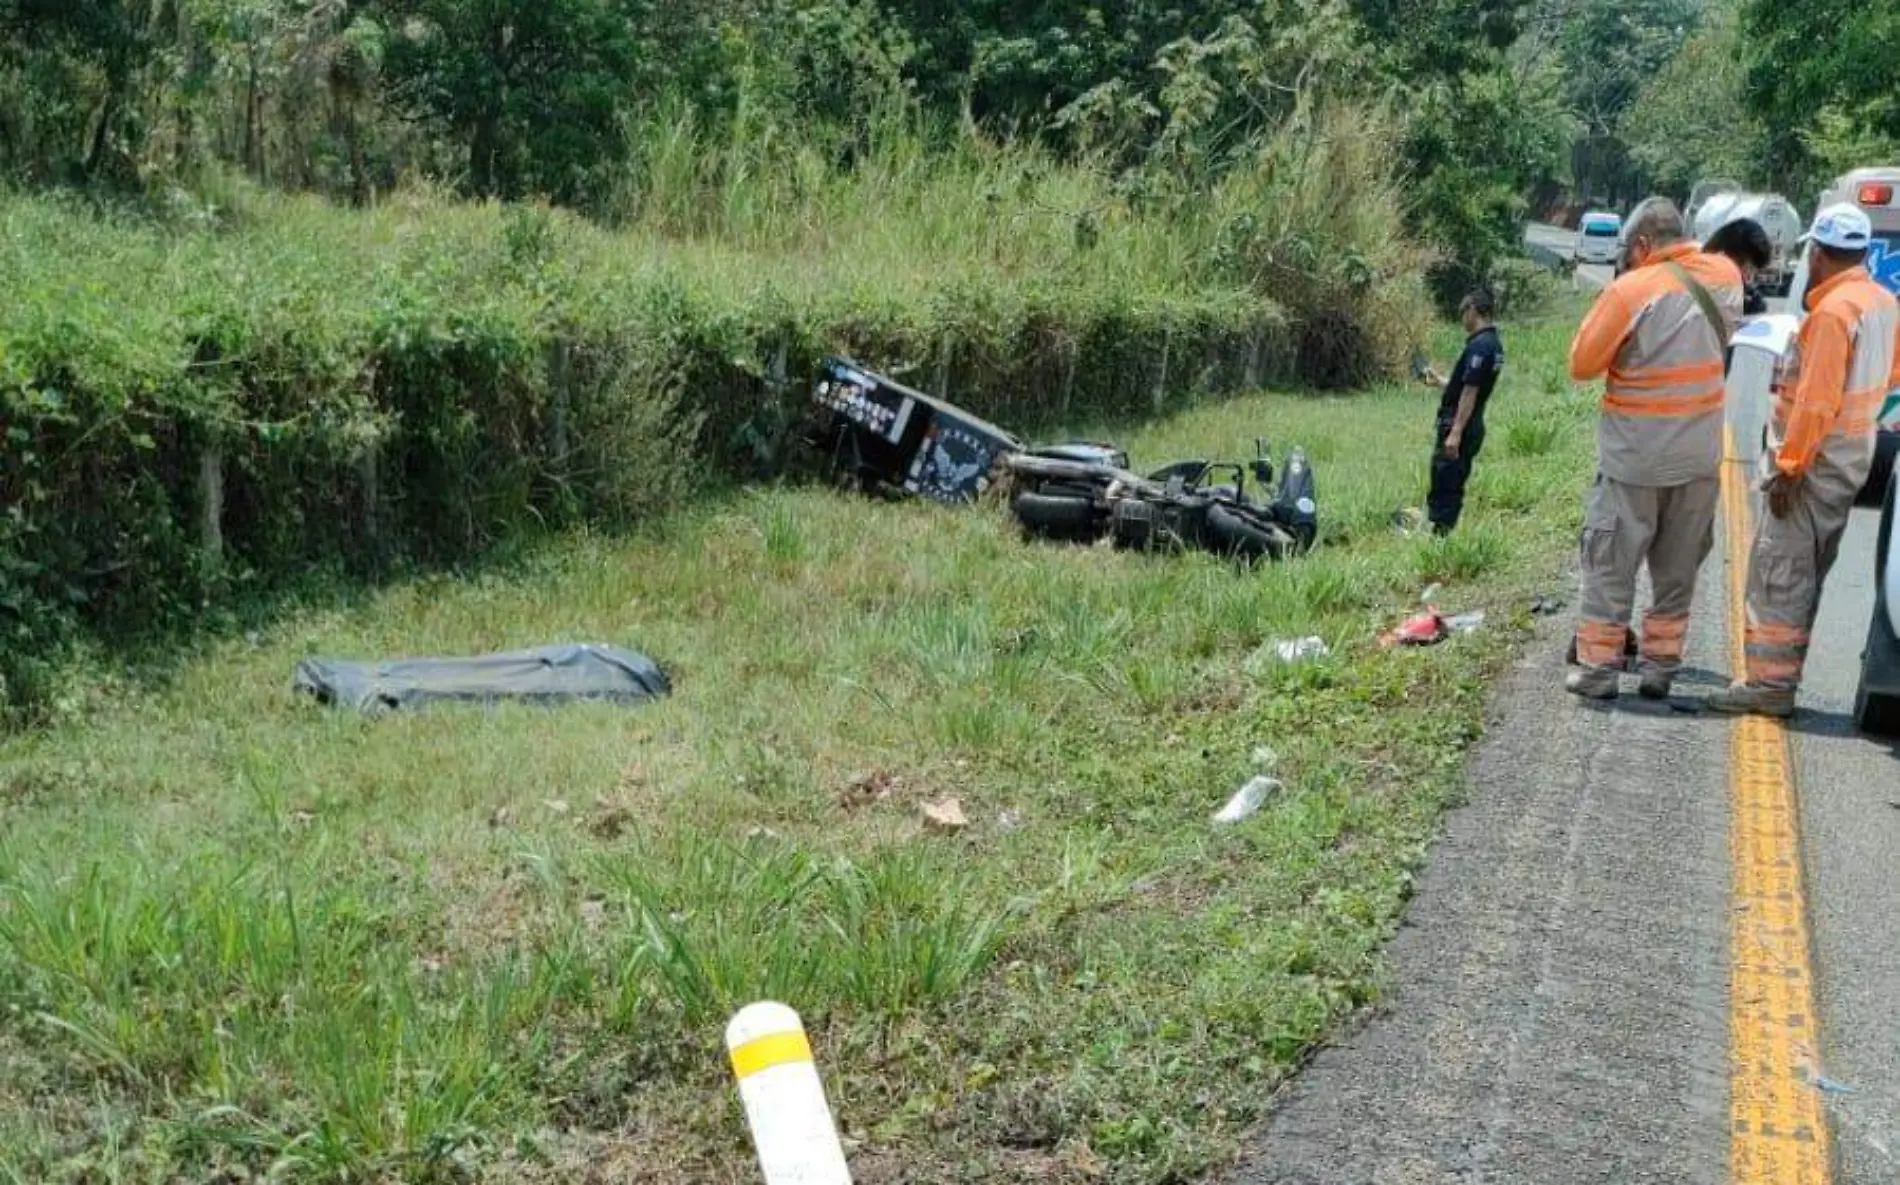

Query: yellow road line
(1723, 431), (1832, 1183)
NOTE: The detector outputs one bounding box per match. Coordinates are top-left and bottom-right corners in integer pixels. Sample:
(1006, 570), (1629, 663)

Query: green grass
(0, 310), (1592, 1184)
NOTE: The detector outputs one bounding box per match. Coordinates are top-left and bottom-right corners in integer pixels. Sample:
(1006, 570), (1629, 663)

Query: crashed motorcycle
(1003, 441), (1319, 563)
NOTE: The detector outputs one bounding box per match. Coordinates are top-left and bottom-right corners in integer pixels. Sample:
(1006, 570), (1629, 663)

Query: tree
(372, 0), (640, 203)
(1554, 0), (1700, 204)
(1743, 0), (1900, 191)
(1623, 6), (1767, 196)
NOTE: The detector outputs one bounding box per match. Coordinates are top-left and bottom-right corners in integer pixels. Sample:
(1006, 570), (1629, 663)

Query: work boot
(1638, 665), (1675, 701)
(1565, 666), (1620, 701)
(1706, 683), (1796, 719)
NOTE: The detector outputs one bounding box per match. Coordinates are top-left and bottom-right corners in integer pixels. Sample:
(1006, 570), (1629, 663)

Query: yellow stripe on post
(726, 1002), (854, 1184)
(730, 1029), (814, 1081)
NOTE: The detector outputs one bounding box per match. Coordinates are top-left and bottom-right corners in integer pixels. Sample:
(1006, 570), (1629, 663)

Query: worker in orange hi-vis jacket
(1710, 203), (1900, 718)
(1565, 197), (1744, 703)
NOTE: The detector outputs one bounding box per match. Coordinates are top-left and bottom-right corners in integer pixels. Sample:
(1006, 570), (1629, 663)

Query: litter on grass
(1214, 776), (1284, 824)
(1380, 609), (1486, 648)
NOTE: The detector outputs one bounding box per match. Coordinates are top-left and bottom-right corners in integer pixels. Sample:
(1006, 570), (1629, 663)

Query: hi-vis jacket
(1772, 265), (1900, 506)
(1569, 243), (1744, 487)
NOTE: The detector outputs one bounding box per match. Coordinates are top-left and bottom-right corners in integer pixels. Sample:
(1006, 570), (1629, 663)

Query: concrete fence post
(546, 338), (573, 471)
(1152, 330), (1172, 415)
(197, 444), (225, 571)
(358, 444), (382, 558)
(727, 1002), (853, 1185)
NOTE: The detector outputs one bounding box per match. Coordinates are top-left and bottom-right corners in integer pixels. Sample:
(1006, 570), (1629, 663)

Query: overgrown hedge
(0, 191), (1290, 716)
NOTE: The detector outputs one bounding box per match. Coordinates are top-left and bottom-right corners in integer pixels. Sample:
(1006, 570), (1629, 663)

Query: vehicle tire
(1855, 683), (1900, 737)
(1204, 502), (1295, 563)
(1856, 584), (1900, 737)
(1012, 491), (1098, 541)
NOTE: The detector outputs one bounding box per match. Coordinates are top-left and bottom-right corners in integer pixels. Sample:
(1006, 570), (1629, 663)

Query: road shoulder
(1228, 566), (1734, 1185)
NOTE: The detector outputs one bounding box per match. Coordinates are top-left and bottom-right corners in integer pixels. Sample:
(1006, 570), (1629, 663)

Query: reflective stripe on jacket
(1775, 266), (1900, 505)
(1570, 243), (1744, 487)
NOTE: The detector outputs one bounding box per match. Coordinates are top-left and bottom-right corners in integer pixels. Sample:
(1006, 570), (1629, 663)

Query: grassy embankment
(0, 297), (1593, 1182)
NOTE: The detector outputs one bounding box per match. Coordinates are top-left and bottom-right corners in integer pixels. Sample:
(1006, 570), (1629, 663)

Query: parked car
(1575, 211), (1623, 265)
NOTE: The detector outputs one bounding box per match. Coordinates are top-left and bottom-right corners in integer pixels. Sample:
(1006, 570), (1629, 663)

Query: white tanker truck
(1690, 190), (1803, 295)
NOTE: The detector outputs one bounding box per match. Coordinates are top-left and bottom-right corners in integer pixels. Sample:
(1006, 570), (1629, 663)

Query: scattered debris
(489, 805), (513, 829)
(1251, 745), (1280, 770)
(996, 809), (1025, 833)
(288, 808), (318, 828)
(744, 826), (781, 842)
(542, 799), (571, 816)
(809, 357), (1023, 503)
(1444, 611), (1487, 634)
(1214, 776), (1284, 825)
(839, 770), (901, 812)
(1814, 1075), (1859, 1096)
(1530, 593), (1567, 617)
(1420, 583), (1445, 607)
(1269, 636), (1331, 663)
(921, 797), (970, 832)
(588, 798), (636, 839)
(1382, 611), (1450, 648)
(579, 897), (608, 930)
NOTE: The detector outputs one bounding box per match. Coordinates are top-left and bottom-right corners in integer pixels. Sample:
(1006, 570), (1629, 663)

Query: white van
(1575, 211), (1623, 265)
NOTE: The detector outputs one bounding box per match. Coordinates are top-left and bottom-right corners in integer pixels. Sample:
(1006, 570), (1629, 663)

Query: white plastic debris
(1214, 776), (1284, 825)
(1250, 745), (1280, 770)
(1272, 636), (1330, 662)
(1444, 611), (1486, 634)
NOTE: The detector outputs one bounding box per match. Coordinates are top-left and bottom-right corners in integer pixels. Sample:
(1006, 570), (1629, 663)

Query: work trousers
(1742, 482), (1856, 691)
(1575, 473), (1720, 674)
(1426, 423), (1485, 534)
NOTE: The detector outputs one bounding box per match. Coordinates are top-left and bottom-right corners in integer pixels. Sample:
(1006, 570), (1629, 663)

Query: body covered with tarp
(294, 644), (670, 713)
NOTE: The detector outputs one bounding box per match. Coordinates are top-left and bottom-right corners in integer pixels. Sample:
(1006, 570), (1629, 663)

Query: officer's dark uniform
(1427, 325), (1505, 534)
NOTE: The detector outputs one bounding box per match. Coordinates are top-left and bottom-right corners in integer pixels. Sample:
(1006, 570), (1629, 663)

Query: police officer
(1407, 288), (1505, 536)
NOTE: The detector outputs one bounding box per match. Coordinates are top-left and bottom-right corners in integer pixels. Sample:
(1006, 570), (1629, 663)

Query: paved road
(1230, 259), (1900, 1181)
(1526, 221), (1792, 309)
(1229, 561), (1737, 1185)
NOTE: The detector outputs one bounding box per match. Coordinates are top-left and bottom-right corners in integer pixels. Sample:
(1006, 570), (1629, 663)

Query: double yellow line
(1722, 431), (1832, 1183)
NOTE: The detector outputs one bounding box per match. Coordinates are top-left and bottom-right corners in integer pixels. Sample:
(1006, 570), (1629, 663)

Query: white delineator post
(726, 1002), (854, 1185)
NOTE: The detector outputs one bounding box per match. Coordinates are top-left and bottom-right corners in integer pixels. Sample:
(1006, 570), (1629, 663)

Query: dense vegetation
(2, 0), (1891, 717)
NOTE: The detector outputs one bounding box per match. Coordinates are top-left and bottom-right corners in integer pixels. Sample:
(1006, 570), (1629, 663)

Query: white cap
(1800, 202), (1874, 250)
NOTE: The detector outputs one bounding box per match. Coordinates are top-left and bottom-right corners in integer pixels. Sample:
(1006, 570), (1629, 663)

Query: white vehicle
(1685, 177), (1743, 234)
(1693, 191), (1803, 294)
(1865, 467), (1900, 734)
(1575, 211), (1623, 265)
(1743, 166), (1900, 734)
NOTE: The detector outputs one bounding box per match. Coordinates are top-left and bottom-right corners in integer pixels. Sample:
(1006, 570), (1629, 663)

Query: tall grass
(0, 103), (1428, 721)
